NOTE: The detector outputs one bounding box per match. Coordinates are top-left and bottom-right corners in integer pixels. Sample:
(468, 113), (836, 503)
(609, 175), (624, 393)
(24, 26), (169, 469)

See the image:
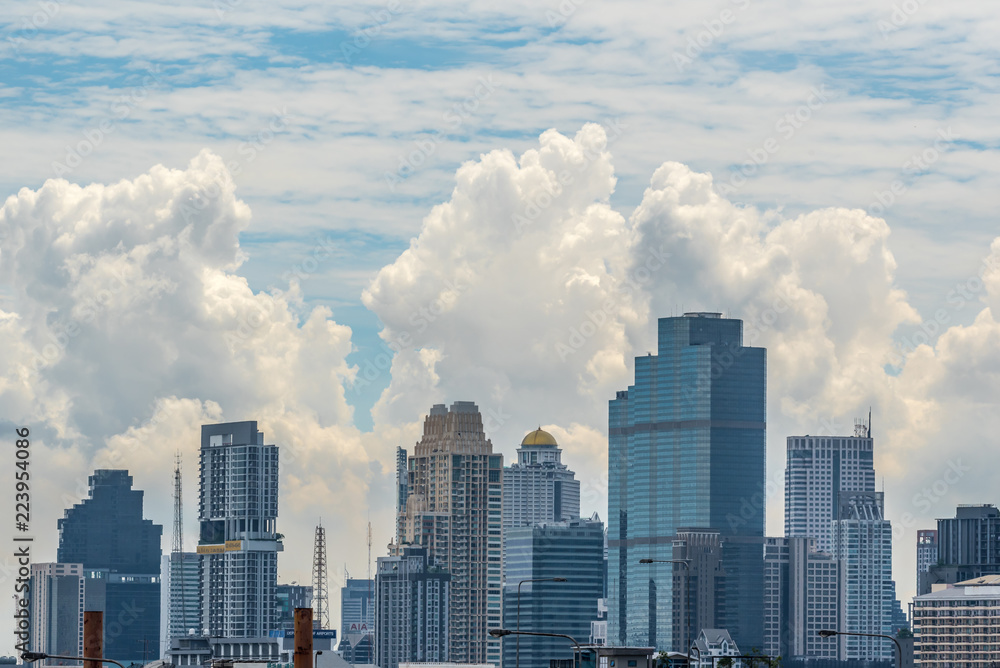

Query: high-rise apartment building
(161, 552), (200, 647)
(916, 529), (938, 596)
(762, 537), (841, 661)
(199, 420), (282, 637)
(396, 446), (408, 543)
(832, 492), (894, 661)
(374, 547), (450, 668)
(608, 313), (766, 652)
(338, 578), (374, 664)
(29, 563), (86, 667)
(784, 428), (876, 553)
(926, 505), (1000, 591)
(57, 470), (162, 664)
(502, 428), (580, 531)
(501, 516), (605, 668)
(395, 401), (504, 666)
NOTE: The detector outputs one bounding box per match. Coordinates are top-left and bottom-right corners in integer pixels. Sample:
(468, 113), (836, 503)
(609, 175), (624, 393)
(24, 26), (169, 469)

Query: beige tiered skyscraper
(395, 401), (504, 667)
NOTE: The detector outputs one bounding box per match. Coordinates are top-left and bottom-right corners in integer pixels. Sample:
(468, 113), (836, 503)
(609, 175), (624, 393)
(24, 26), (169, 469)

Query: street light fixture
(516, 577), (569, 668)
(638, 559), (692, 655)
(816, 630), (901, 668)
(22, 653), (125, 668)
(490, 629), (581, 668)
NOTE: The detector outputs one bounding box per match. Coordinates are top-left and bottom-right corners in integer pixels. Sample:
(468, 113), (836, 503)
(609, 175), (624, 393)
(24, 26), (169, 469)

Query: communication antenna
(313, 521), (330, 629)
(172, 452), (183, 553)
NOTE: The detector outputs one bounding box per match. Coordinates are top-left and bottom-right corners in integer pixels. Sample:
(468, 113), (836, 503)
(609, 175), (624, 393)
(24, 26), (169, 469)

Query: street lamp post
(516, 577), (568, 668)
(817, 629), (901, 668)
(638, 559), (692, 655)
(22, 653), (125, 668)
(490, 629), (581, 668)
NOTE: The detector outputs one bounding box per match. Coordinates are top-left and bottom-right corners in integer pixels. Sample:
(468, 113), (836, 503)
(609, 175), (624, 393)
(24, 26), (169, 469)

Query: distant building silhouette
(916, 529), (938, 595)
(338, 578), (374, 664)
(275, 583), (313, 631)
(161, 552), (199, 648)
(57, 469), (162, 664)
(29, 563), (85, 667)
(925, 504), (1000, 592)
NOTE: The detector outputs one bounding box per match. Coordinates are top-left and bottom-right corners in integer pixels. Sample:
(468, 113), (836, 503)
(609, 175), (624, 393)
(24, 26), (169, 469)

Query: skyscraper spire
(172, 451), (183, 554)
(313, 521), (330, 629)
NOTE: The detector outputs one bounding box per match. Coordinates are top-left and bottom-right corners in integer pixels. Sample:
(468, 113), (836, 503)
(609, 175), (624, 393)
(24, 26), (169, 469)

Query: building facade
(374, 547), (450, 668)
(395, 402), (503, 666)
(502, 428), (580, 532)
(926, 505), (1000, 591)
(762, 537), (841, 661)
(501, 516), (605, 668)
(669, 528), (727, 654)
(199, 421), (282, 637)
(162, 552), (200, 648)
(916, 529), (938, 596)
(29, 563), (85, 667)
(784, 429), (876, 554)
(275, 584), (313, 631)
(608, 313), (766, 652)
(56, 470), (162, 664)
(832, 492), (894, 661)
(913, 576), (1000, 666)
(338, 578), (374, 664)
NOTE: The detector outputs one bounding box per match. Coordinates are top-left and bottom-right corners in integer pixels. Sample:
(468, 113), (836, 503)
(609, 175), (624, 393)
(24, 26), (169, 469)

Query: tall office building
(199, 421), (282, 637)
(395, 401), (504, 666)
(502, 428), (580, 531)
(501, 516), (605, 668)
(275, 584), (313, 631)
(669, 528), (727, 654)
(374, 547), (450, 668)
(784, 427), (876, 554)
(916, 529), (938, 596)
(832, 492), (894, 661)
(161, 552), (200, 647)
(57, 470), (162, 664)
(762, 537), (841, 661)
(29, 563), (86, 667)
(608, 313), (766, 652)
(395, 446), (409, 542)
(926, 504), (1000, 591)
(338, 578), (374, 664)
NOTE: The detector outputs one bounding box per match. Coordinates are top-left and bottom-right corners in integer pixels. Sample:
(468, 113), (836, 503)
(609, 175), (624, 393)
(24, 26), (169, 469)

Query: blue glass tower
(57, 470), (162, 664)
(501, 517), (605, 668)
(608, 313), (766, 652)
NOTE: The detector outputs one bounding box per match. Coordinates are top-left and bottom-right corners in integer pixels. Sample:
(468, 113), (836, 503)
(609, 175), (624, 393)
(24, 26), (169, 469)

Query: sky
(1, 0), (1000, 652)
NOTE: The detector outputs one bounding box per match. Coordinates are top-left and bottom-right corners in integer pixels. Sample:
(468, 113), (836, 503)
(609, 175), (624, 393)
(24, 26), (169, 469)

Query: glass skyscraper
(57, 470), (163, 664)
(608, 313), (766, 652)
(502, 516), (605, 668)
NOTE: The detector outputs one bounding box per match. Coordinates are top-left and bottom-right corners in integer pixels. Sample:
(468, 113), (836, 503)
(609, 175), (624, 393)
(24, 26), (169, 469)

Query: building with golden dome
(502, 427), (580, 533)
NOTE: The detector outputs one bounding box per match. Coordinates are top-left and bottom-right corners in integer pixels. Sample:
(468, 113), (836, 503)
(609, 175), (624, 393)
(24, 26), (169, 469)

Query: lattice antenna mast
(313, 521), (330, 629)
(172, 451), (183, 553)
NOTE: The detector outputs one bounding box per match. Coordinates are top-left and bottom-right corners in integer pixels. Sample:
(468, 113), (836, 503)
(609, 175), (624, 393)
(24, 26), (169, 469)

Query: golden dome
(521, 428), (558, 447)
